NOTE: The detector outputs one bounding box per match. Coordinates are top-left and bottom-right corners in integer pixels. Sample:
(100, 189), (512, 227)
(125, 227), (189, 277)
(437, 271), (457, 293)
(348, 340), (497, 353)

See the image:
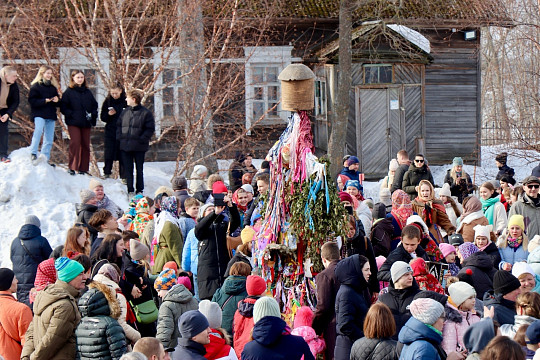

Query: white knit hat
(512, 262), (535, 280)
(473, 224), (492, 240)
(390, 261), (413, 284)
(389, 159), (399, 172)
(448, 282), (476, 307)
(198, 300), (222, 329)
(410, 298), (445, 325)
(439, 183), (452, 197)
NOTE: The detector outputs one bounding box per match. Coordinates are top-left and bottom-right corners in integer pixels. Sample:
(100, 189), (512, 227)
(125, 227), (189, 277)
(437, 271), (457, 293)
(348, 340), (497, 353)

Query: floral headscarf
(161, 196), (179, 218)
(391, 190), (413, 229)
(131, 197), (154, 235)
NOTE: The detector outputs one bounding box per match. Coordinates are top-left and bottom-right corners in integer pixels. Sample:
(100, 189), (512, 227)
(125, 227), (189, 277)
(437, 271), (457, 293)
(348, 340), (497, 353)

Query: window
(364, 64), (393, 84)
(68, 68), (98, 98)
(161, 68), (183, 125)
(314, 79), (327, 116)
(251, 65), (279, 120)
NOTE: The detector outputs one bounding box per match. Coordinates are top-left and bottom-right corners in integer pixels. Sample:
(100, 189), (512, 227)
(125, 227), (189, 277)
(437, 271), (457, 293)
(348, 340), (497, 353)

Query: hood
(483, 290), (516, 310)
(76, 203), (98, 215)
(78, 281), (121, 319)
(529, 247), (540, 266)
(463, 318), (495, 353)
(18, 224), (42, 240)
(163, 283), (195, 304)
(410, 258), (428, 276)
(222, 275), (247, 295)
(445, 303), (465, 323)
(252, 316), (288, 346)
(335, 255), (367, 290)
(238, 297), (258, 317)
(33, 280), (80, 316)
(92, 274), (120, 291)
(398, 317), (442, 345)
(462, 251), (495, 271)
(514, 314), (538, 327)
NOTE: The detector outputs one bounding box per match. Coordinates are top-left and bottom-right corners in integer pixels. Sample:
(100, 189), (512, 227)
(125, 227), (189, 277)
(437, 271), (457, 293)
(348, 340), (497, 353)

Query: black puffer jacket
(0, 80), (19, 118)
(402, 164), (434, 199)
(60, 86), (98, 128)
(377, 244), (429, 283)
(351, 337), (398, 360)
(444, 170), (474, 203)
(483, 290), (517, 326)
(195, 205), (240, 300)
(116, 104), (155, 152)
(76, 203), (98, 239)
(76, 282), (127, 360)
(458, 252), (496, 300)
(481, 242), (502, 270)
(10, 224), (52, 307)
(377, 281), (421, 340)
(28, 81), (60, 120)
(100, 95), (126, 138)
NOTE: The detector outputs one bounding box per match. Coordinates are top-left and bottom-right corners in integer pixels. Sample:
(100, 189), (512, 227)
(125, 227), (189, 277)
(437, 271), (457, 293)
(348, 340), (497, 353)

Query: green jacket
(212, 275), (247, 334)
(153, 221), (183, 274)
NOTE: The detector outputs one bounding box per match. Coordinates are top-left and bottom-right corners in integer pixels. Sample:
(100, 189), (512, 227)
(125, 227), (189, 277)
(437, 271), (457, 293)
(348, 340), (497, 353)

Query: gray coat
(351, 337), (398, 360)
(156, 284), (198, 349)
(508, 194), (540, 238)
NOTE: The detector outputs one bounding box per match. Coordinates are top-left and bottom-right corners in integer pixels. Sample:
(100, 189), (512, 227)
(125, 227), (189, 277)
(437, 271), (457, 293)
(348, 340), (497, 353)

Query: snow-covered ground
(0, 145), (537, 268)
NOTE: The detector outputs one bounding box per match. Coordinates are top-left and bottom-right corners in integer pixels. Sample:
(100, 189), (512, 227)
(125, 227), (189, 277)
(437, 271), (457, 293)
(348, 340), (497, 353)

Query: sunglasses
(414, 159), (424, 163)
(527, 184), (540, 189)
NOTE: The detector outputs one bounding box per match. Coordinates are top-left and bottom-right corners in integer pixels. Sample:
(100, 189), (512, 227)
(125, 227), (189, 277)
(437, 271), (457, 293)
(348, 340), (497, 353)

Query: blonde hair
(31, 65), (60, 89)
(499, 229), (528, 251)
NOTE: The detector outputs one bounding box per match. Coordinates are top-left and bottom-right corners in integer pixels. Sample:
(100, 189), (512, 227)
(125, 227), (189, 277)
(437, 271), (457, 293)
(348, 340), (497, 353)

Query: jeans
(30, 117), (56, 160)
(121, 150), (146, 193)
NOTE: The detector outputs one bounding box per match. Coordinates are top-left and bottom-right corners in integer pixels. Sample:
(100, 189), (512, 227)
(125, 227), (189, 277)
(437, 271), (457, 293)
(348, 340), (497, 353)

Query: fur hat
(410, 298), (445, 325)
(246, 275), (266, 296)
(391, 261), (413, 284)
(253, 296), (281, 324)
(154, 186), (174, 197)
(172, 175), (188, 190)
(512, 262), (535, 280)
(493, 270), (521, 295)
(293, 306), (314, 328)
(80, 189), (96, 204)
(458, 242), (479, 260)
(199, 300), (222, 329)
(130, 239), (149, 261)
(24, 215), (41, 229)
(0, 268), (15, 291)
(241, 226), (256, 244)
(508, 214), (525, 231)
(154, 269), (177, 291)
(346, 156), (359, 166)
(473, 224), (493, 240)
(389, 159), (399, 172)
(439, 183), (452, 197)
(179, 310), (209, 339)
(495, 152), (508, 165)
(453, 157), (464, 167)
(448, 282), (476, 307)
(88, 179), (103, 190)
(212, 181), (228, 194)
(439, 243), (456, 258)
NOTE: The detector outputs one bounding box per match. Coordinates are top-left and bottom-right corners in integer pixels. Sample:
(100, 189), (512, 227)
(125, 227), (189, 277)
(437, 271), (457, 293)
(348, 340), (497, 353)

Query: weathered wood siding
(424, 29), (481, 165)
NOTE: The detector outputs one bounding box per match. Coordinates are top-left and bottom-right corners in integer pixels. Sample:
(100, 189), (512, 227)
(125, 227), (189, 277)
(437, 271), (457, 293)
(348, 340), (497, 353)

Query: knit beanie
(372, 203), (387, 220)
(177, 276), (192, 291)
(338, 191), (354, 204)
(0, 268), (15, 291)
(130, 239), (149, 261)
(346, 156), (359, 166)
(390, 261), (413, 284)
(345, 180), (361, 191)
(376, 256), (386, 270)
(179, 310), (210, 339)
(512, 262), (536, 280)
(493, 270), (521, 296)
(410, 298), (445, 325)
(198, 204), (214, 220)
(457, 269), (475, 287)
(246, 275), (266, 296)
(439, 243), (456, 258)
(212, 181), (228, 194)
(241, 184), (254, 195)
(439, 183), (452, 197)
(199, 300), (222, 329)
(24, 215), (41, 229)
(171, 175), (188, 190)
(55, 257), (84, 283)
(453, 157), (464, 167)
(449, 233), (464, 246)
(253, 296), (281, 324)
(379, 188), (392, 206)
(458, 242), (479, 260)
(97, 263), (120, 283)
(163, 261), (178, 274)
(154, 269), (177, 291)
(495, 152), (508, 165)
(241, 226), (256, 244)
(80, 189), (96, 204)
(88, 179), (103, 190)
(154, 185), (174, 197)
(473, 224), (492, 240)
(448, 282), (476, 307)
(508, 214), (525, 231)
(389, 159), (399, 172)
(293, 306), (314, 328)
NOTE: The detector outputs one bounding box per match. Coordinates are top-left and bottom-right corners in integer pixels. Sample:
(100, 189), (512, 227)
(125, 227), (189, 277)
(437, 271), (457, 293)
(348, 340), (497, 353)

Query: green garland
(286, 158), (347, 273)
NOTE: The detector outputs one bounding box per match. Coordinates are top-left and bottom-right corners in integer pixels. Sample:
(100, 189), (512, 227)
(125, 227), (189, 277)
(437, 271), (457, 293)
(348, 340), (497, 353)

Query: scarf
(478, 243), (490, 252)
(232, 189), (248, 212)
(507, 236), (523, 249)
(480, 197), (500, 226)
(460, 196), (482, 219)
(0, 68), (12, 110)
(391, 190), (413, 229)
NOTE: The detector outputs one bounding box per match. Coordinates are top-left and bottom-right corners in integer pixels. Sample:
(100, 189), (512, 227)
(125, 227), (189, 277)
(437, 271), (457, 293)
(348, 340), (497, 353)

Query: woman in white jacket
(479, 181), (507, 236)
(93, 264), (141, 346)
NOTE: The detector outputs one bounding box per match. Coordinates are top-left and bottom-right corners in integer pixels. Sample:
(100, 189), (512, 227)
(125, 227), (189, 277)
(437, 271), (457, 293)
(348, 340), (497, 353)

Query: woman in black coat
(28, 65), (61, 164)
(100, 84), (126, 178)
(351, 303), (398, 360)
(60, 70), (98, 175)
(195, 195), (240, 300)
(116, 89), (155, 195)
(334, 254), (372, 360)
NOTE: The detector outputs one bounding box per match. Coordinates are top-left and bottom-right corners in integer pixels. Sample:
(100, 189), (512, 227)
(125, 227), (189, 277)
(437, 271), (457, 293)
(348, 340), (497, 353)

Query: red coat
(233, 297), (257, 359)
(204, 330), (233, 360)
(0, 292), (33, 360)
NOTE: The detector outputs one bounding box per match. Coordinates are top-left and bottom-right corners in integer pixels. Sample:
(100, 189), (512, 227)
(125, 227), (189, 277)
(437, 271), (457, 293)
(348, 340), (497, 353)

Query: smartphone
(214, 193), (226, 206)
(108, 107), (114, 111)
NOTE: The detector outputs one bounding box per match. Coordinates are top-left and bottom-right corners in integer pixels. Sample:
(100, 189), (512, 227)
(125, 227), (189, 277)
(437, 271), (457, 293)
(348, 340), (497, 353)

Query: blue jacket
(174, 338), (207, 360)
(182, 228), (199, 276)
(398, 317), (444, 360)
(340, 167), (361, 184)
(498, 244), (529, 269)
(241, 316), (314, 360)
(10, 224), (52, 307)
(178, 214), (196, 242)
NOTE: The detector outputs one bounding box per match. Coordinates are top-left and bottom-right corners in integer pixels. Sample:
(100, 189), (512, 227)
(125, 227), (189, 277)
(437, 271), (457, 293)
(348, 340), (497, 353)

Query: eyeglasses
(414, 159), (424, 163)
(527, 184), (540, 189)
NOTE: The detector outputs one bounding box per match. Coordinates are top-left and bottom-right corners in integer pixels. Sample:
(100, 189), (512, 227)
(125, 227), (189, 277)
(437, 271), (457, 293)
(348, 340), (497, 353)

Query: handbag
(226, 221), (242, 258)
(130, 299), (158, 324)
